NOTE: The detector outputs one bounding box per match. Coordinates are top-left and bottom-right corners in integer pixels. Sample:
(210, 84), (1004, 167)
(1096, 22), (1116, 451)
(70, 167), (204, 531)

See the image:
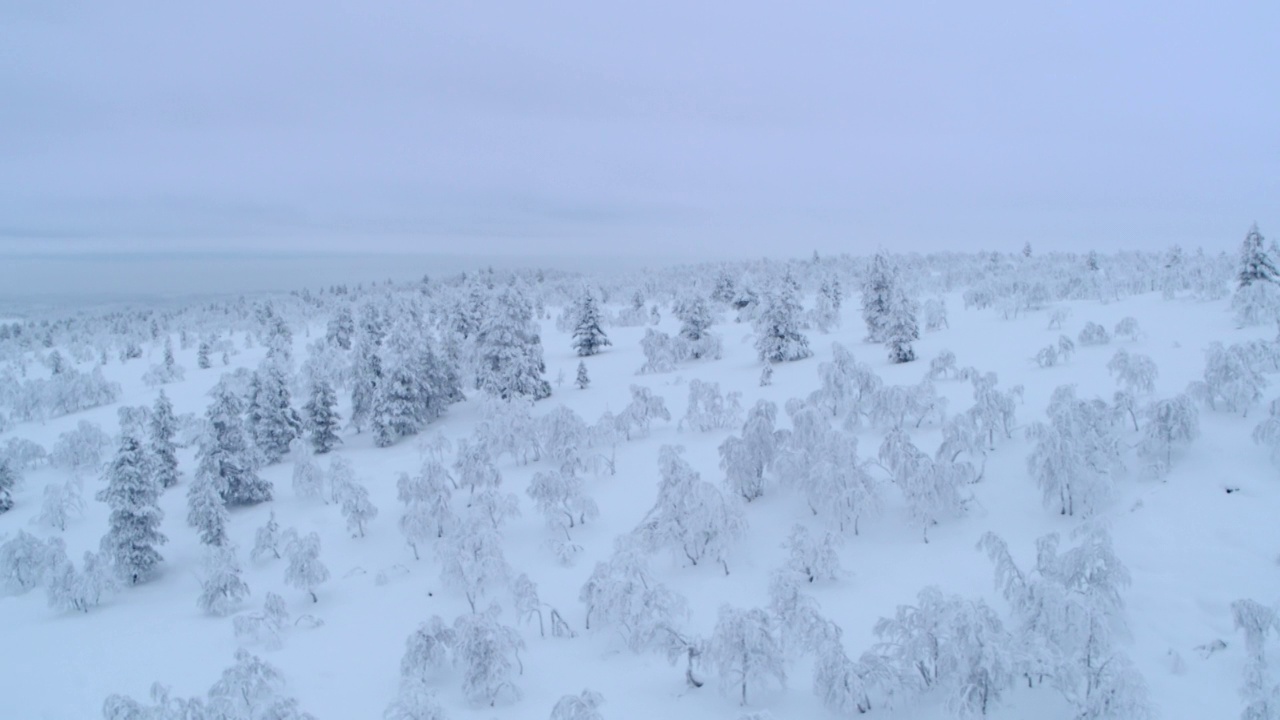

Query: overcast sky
(2, 1), (1276, 259)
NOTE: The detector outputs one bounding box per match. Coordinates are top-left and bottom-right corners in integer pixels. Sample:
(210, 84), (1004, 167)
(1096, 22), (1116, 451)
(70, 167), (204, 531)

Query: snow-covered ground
(1, 273), (1277, 719)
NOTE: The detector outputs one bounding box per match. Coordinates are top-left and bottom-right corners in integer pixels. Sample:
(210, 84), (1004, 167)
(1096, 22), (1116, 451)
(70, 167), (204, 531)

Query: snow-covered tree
(198, 542), (250, 616)
(635, 445), (747, 575)
(251, 511), (286, 562)
(0, 457), (16, 514)
(680, 379), (743, 433)
(571, 291), (611, 357)
(291, 452), (326, 503)
(384, 679), (449, 720)
(233, 592), (290, 651)
(349, 302), (385, 433)
(884, 285), (920, 364)
(550, 689), (604, 720)
(754, 273), (812, 363)
(809, 343), (882, 422)
(881, 432), (970, 542)
(1113, 316), (1142, 342)
(453, 438), (502, 495)
(37, 478), (84, 531)
(327, 306), (355, 350)
(527, 467), (599, 537)
(1107, 349), (1158, 397)
(50, 419), (111, 474)
(616, 385), (671, 439)
(1140, 394), (1200, 477)
(1234, 224), (1280, 326)
(437, 512), (511, 612)
(575, 361), (590, 390)
(923, 296), (948, 331)
(1190, 342), (1267, 416)
(397, 463), (455, 560)
(782, 525), (842, 583)
(812, 638), (873, 716)
(0, 530), (62, 593)
(475, 284), (552, 401)
(1231, 598), (1280, 720)
(638, 328), (679, 374)
(149, 390), (180, 489)
(1078, 322), (1111, 346)
(46, 549), (115, 613)
(284, 532), (329, 602)
(1027, 385), (1123, 517)
(706, 605), (786, 706)
(303, 379), (342, 454)
(336, 473), (378, 538)
(719, 400), (783, 502)
(198, 341), (212, 369)
(862, 252), (893, 343)
(453, 604), (526, 707)
(247, 362), (303, 465)
(97, 433), (166, 585)
(204, 650), (312, 719)
(198, 381), (271, 506)
(397, 615), (456, 690)
(187, 460), (231, 547)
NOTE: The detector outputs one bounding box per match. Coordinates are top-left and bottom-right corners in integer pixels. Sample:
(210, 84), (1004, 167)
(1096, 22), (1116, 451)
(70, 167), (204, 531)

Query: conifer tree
(475, 284), (552, 400)
(97, 434), (166, 585)
(0, 457), (16, 514)
(247, 363), (302, 465)
(575, 361), (590, 390)
(884, 285), (919, 364)
(149, 390), (180, 489)
(198, 382), (271, 506)
(861, 251), (893, 342)
(197, 341), (212, 370)
(350, 302), (386, 432)
(754, 273), (812, 364)
(1238, 223), (1278, 288)
(303, 379), (342, 454)
(571, 292), (611, 357)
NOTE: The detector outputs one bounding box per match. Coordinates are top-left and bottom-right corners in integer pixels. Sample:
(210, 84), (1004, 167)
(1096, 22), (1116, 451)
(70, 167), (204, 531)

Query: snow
(2, 272), (1278, 719)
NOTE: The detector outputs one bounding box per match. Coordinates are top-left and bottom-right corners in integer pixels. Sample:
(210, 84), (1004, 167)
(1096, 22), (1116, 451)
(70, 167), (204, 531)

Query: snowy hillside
(2, 247), (1279, 720)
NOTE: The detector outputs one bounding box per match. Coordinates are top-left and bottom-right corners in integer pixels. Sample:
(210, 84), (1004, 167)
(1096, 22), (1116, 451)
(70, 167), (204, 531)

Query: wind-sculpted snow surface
(0, 248), (1278, 719)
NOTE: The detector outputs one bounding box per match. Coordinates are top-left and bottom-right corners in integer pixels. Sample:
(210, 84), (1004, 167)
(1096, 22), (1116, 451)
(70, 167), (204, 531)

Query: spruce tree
(861, 251), (893, 343)
(97, 434), (166, 585)
(0, 457), (16, 513)
(575, 361), (590, 390)
(571, 292), (611, 357)
(349, 302), (386, 432)
(885, 286), (920, 364)
(475, 284), (552, 400)
(247, 363), (302, 465)
(303, 379), (342, 454)
(197, 341), (212, 370)
(1238, 223), (1278, 288)
(149, 390), (180, 489)
(198, 382), (271, 506)
(754, 273), (812, 364)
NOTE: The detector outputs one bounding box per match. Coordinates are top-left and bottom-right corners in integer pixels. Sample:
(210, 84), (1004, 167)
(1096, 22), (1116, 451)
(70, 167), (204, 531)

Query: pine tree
(149, 390), (180, 489)
(884, 285), (919, 364)
(303, 379), (342, 454)
(861, 252), (893, 343)
(97, 434), (166, 585)
(350, 302), (386, 432)
(1238, 224), (1278, 288)
(198, 382), (271, 507)
(197, 341), (212, 370)
(754, 273), (812, 364)
(0, 457), (16, 513)
(571, 292), (611, 357)
(575, 361), (590, 390)
(475, 284), (552, 401)
(187, 466), (230, 547)
(247, 363), (302, 465)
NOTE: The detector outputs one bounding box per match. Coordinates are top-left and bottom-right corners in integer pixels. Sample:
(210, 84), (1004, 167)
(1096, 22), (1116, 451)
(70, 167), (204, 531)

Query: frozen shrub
(1078, 322), (1110, 346)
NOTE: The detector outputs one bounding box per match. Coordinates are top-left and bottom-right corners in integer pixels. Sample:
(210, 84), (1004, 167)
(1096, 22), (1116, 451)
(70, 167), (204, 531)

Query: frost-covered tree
(928, 349), (958, 380)
(284, 532), (329, 602)
(809, 343), (882, 423)
(812, 638), (873, 716)
(198, 341), (212, 369)
(198, 542), (250, 616)
(575, 361), (590, 390)
(97, 433), (166, 585)
(187, 458), (231, 547)
(1027, 386), (1123, 517)
(616, 385), (671, 439)
(1190, 342), (1267, 416)
(1234, 224), (1280, 326)
(675, 293), (715, 351)
(1231, 598), (1280, 720)
(707, 605), (786, 706)
(0, 530), (62, 593)
(202, 650), (313, 720)
(398, 462), (455, 560)
(327, 306), (355, 350)
(349, 302), (385, 433)
(291, 453), (326, 502)
(303, 379), (342, 454)
(149, 390), (180, 489)
(872, 586), (1014, 716)
(965, 370), (1024, 450)
(372, 311), (461, 448)
(923, 296), (948, 331)
(1107, 349), (1158, 396)
(884, 285), (919, 364)
(1078, 322), (1111, 346)
(336, 473), (378, 538)
(438, 512), (511, 612)
(783, 525), (842, 583)
(453, 604), (526, 707)
(571, 291), (611, 357)
(247, 362), (303, 465)
(384, 678), (449, 720)
(233, 592), (290, 651)
(862, 252), (893, 343)
(1140, 394), (1200, 477)
(881, 431), (970, 542)
(550, 689), (604, 720)
(37, 478), (84, 531)
(0, 457), (16, 514)
(754, 272), (812, 363)
(251, 511), (286, 562)
(680, 379), (743, 433)
(397, 615), (456, 690)
(50, 420), (111, 474)
(198, 381), (271, 506)
(719, 400), (783, 502)
(1113, 316), (1142, 342)
(453, 438), (502, 495)
(475, 284), (552, 400)
(638, 328), (679, 374)
(46, 549), (115, 613)
(979, 529), (1151, 719)
(528, 467), (599, 537)
(636, 446), (747, 575)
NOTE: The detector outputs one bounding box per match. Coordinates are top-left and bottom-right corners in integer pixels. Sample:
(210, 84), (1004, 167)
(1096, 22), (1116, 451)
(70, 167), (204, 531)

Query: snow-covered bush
(1107, 349), (1159, 396)
(1113, 316), (1142, 341)
(616, 385), (671, 440)
(50, 420), (111, 473)
(1189, 342), (1267, 416)
(0, 530), (63, 593)
(782, 525), (842, 583)
(923, 297), (948, 331)
(1078, 321), (1111, 346)
(680, 379), (743, 433)
(928, 349), (958, 380)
